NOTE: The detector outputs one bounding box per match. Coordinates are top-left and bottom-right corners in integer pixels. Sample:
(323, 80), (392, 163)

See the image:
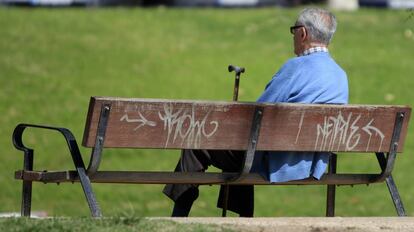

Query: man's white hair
(296, 8), (337, 45)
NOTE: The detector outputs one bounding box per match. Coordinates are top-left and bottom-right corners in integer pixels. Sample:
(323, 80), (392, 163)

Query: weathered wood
(15, 170), (383, 185)
(82, 97), (411, 152)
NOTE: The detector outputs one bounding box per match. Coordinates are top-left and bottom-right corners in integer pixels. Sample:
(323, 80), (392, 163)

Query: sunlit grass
(0, 6), (413, 217)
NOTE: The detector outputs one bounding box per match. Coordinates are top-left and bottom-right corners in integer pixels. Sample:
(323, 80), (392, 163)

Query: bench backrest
(82, 97), (411, 153)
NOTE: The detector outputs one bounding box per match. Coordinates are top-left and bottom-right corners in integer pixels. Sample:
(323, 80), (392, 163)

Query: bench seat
(15, 170), (383, 185)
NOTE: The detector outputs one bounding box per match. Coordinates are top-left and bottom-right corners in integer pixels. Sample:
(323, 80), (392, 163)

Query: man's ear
(300, 27), (307, 41)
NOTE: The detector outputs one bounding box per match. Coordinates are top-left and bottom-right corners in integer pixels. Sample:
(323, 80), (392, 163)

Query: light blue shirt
(254, 51), (348, 182)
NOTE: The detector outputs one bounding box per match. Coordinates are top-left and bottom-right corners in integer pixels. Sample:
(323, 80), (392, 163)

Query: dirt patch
(160, 217), (414, 232)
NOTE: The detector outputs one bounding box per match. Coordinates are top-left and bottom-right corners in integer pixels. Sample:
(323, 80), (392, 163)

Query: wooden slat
(82, 97), (411, 152)
(15, 170), (383, 185)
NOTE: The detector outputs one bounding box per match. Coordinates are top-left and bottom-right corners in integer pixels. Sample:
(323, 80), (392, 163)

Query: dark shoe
(171, 187), (199, 217)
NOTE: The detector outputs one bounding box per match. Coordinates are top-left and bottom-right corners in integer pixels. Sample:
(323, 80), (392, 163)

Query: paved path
(163, 217), (414, 232)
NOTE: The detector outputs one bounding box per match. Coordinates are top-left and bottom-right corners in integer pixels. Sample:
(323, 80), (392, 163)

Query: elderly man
(163, 7), (348, 217)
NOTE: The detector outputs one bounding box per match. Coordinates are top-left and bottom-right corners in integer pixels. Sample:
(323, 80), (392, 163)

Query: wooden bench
(13, 96), (411, 217)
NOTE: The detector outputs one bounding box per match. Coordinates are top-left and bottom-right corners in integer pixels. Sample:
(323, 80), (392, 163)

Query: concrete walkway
(163, 217), (414, 232)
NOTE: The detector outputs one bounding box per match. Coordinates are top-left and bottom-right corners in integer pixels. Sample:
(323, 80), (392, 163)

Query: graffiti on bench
(120, 103), (219, 148)
(120, 103), (387, 151)
(313, 112), (385, 152)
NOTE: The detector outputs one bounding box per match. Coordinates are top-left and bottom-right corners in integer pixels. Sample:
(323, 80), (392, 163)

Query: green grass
(0, 6), (414, 218)
(0, 217), (234, 232)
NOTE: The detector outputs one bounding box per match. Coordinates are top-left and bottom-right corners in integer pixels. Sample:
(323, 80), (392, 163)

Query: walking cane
(228, 64), (245, 101)
(222, 64), (245, 217)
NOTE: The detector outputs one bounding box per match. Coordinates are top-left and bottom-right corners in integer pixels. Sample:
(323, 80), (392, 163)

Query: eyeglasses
(290, 25), (305, 34)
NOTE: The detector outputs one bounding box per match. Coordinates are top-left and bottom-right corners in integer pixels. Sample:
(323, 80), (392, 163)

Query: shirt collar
(298, 46), (329, 57)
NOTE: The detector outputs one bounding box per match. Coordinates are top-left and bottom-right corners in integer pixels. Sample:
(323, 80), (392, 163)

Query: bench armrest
(12, 123), (87, 172)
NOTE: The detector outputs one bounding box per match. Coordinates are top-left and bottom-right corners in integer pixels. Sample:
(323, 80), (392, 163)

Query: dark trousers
(163, 149), (254, 217)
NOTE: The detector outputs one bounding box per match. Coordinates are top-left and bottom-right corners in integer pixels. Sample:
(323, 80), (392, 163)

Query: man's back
(257, 51), (348, 105)
(256, 50), (348, 183)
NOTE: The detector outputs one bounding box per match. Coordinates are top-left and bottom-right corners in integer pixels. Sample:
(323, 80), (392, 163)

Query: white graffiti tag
(158, 103), (219, 148)
(314, 112), (385, 151)
(120, 112), (157, 131)
(362, 119), (385, 152)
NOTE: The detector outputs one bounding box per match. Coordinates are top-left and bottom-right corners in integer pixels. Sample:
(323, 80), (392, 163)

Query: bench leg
(221, 185), (229, 217)
(77, 169), (102, 217)
(21, 180), (33, 217)
(385, 175), (406, 216)
(68, 138), (102, 217)
(21, 149), (34, 217)
(326, 153), (337, 217)
(376, 152), (406, 216)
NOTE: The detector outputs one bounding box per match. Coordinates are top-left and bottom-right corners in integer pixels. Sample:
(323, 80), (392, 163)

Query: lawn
(0, 6), (413, 217)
